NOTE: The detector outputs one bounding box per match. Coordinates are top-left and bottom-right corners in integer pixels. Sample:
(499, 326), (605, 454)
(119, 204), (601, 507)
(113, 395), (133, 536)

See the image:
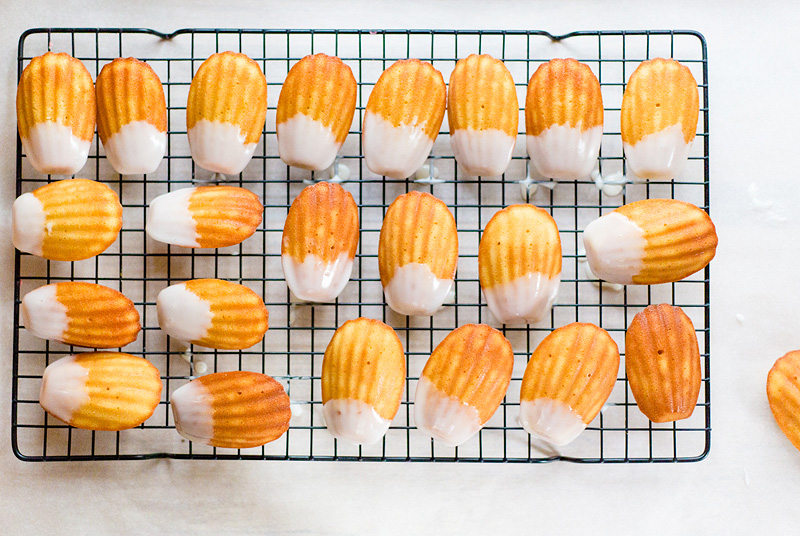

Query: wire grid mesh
(12, 28), (710, 462)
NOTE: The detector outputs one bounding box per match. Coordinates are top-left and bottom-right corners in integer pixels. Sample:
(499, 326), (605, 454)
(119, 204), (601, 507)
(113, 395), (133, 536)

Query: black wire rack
(12, 28), (710, 463)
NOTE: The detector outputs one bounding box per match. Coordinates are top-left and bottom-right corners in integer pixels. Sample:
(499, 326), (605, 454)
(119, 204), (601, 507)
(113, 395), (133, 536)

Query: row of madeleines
(17, 50), (699, 181)
(34, 308), (704, 449)
(13, 178), (718, 323)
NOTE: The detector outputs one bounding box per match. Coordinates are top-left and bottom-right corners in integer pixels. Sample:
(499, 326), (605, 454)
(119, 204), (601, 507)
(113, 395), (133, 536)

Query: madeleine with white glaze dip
(321, 318), (405, 445)
(362, 59), (446, 179)
(620, 57), (699, 181)
(281, 182), (359, 302)
(479, 204), (561, 324)
(378, 191), (457, 316)
(525, 58), (604, 180)
(582, 198), (717, 285)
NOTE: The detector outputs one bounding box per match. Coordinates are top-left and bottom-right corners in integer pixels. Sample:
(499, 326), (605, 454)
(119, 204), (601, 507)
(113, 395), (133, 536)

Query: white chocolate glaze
(519, 398), (587, 446)
(362, 112), (435, 179)
(12, 192), (46, 256)
(414, 376), (482, 447)
(281, 252), (354, 303)
(188, 119), (257, 175)
(103, 120), (166, 175)
(170, 380), (215, 445)
(483, 271), (560, 325)
(623, 123), (692, 181)
(450, 128), (516, 177)
(527, 124), (603, 180)
(323, 399), (391, 445)
(156, 283), (214, 343)
(383, 263), (453, 317)
(277, 114), (341, 171)
(21, 121), (91, 175)
(20, 284), (69, 342)
(39, 355), (90, 424)
(145, 188), (200, 247)
(582, 212), (646, 285)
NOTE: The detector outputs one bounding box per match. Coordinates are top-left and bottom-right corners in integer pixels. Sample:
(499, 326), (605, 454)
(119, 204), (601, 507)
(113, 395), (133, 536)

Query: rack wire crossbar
(12, 28), (710, 463)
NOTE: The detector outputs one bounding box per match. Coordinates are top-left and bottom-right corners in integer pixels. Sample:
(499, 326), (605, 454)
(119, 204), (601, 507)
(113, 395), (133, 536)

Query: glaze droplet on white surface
(323, 399), (391, 445)
(623, 123), (692, 181)
(362, 112), (435, 179)
(12, 192), (47, 256)
(281, 252), (354, 303)
(188, 119), (257, 175)
(277, 114), (341, 171)
(483, 271), (560, 325)
(582, 212), (646, 285)
(102, 120), (166, 175)
(22, 121), (91, 175)
(519, 398), (587, 446)
(526, 124), (603, 180)
(170, 380), (215, 444)
(20, 285), (69, 341)
(383, 263), (453, 317)
(156, 283), (214, 343)
(450, 128), (516, 177)
(145, 188), (200, 247)
(414, 376), (482, 447)
(39, 355), (91, 424)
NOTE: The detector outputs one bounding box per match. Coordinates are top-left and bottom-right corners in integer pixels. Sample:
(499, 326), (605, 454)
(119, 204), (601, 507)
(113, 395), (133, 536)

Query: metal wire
(13, 28), (710, 463)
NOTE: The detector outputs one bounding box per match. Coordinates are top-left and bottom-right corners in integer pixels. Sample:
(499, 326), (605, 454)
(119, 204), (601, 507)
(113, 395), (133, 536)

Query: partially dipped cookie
(281, 182), (359, 302)
(519, 323), (620, 446)
(39, 352), (162, 431)
(621, 58), (699, 180)
(479, 204), (561, 324)
(625, 304), (701, 422)
(21, 282), (140, 348)
(526, 58), (603, 180)
(187, 51), (267, 175)
(414, 324), (513, 446)
(378, 191), (457, 316)
(582, 198), (717, 285)
(12, 178), (123, 261)
(322, 318), (405, 444)
(171, 371), (291, 449)
(277, 54), (357, 171)
(447, 54), (519, 177)
(363, 59), (446, 179)
(768, 351), (800, 452)
(157, 279), (268, 350)
(146, 186), (263, 248)
(96, 57), (167, 175)
(17, 52), (95, 175)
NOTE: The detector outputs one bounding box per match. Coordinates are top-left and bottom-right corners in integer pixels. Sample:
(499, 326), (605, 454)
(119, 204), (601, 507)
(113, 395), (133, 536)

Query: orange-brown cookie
(96, 57), (167, 175)
(39, 352), (162, 431)
(378, 191), (457, 316)
(171, 371), (291, 449)
(21, 282), (140, 348)
(277, 53), (357, 171)
(363, 59), (446, 179)
(626, 304), (701, 422)
(16, 52), (96, 175)
(414, 324), (513, 446)
(157, 279), (268, 350)
(281, 182), (359, 302)
(582, 198), (717, 285)
(12, 178), (123, 261)
(767, 351), (800, 452)
(321, 318), (405, 444)
(186, 51), (267, 175)
(519, 322), (620, 445)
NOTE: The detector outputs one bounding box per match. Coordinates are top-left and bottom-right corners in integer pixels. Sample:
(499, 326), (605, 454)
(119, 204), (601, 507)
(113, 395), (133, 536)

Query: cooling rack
(12, 28), (710, 463)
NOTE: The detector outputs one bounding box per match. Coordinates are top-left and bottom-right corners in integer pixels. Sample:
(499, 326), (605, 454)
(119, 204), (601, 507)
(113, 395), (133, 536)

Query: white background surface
(2, 1), (800, 534)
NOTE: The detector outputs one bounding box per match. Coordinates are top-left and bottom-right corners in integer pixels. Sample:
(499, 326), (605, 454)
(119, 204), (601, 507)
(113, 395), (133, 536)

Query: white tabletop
(3, 1), (800, 534)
